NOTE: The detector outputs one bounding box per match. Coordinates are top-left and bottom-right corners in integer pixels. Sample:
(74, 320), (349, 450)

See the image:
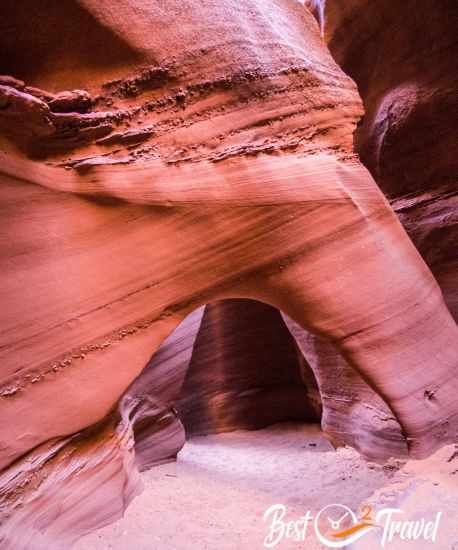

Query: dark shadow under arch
(124, 298), (322, 471)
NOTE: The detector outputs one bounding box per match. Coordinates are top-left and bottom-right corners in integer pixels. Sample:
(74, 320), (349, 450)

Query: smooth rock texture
(128, 307), (205, 471)
(0, 1), (457, 548)
(178, 300), (321, 435)
(0, 398), (142, 550)
(290, 0), (458, 460)
(326, 0), (458, 316)
(284, 316), (408, 461)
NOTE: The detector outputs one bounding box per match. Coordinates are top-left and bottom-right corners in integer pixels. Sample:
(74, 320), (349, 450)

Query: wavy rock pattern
(327, 0), (458, 318)
(284, 315), (408, 461)
(128, 307), (205, 471)
(0, 398), (142, 550)
(0, 0), (457, 548)
(288, 0), (458, 460)
(0, 309), (203, 550)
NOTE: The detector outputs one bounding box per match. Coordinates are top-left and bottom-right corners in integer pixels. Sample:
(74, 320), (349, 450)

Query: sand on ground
(74, 423), (458, 550)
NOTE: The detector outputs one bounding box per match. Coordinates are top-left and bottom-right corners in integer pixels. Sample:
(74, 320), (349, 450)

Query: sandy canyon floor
(75, 423), (458, 550)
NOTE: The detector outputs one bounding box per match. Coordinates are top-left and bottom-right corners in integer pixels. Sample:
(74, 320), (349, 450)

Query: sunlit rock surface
(0, 0), (457, 548)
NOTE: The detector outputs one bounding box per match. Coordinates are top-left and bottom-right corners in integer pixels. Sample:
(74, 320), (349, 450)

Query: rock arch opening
(127, 298), (323, 472)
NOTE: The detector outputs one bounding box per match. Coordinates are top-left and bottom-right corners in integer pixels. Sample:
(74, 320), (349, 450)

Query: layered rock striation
(0, 0), (457, 548)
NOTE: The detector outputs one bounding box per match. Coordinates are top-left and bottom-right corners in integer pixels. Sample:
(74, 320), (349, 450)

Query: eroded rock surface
(290, 0), (458, 459)
(326, 0), (458, 315)
(0, 0), (457, 548)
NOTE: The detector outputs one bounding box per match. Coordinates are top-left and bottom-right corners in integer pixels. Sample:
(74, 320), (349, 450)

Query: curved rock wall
(284, 315), (408, 461)
(0, 399), (142, 550)
(0, 0), (362, 472)
(0, 0), (457, 548)
(178, 299), (321, 435)
(327, 0), (458, 315)
(292, 0), (458, 458)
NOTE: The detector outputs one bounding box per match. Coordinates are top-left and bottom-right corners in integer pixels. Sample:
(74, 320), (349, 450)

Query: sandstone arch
(1, 1), (457, 548)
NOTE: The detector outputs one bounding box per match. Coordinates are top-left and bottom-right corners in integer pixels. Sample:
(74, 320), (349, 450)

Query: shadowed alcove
(128, 298), (322, 472)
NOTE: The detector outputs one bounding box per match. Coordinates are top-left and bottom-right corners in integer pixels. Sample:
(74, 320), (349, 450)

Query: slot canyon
(0, 1), (457, 548)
